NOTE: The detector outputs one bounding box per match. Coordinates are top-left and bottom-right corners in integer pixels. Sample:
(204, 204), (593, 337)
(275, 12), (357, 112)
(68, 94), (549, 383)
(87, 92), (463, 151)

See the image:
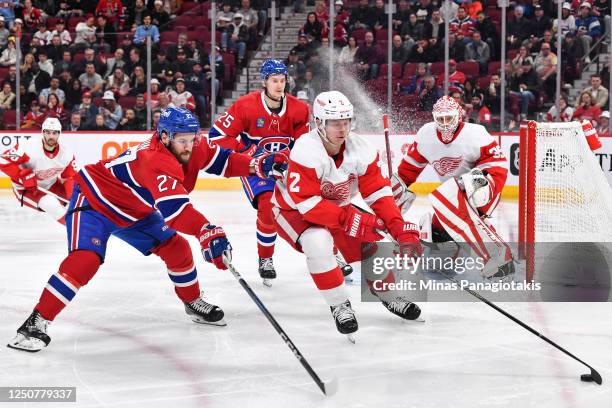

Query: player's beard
(42, 136), (58, 151)
(175, 150), (192, 164)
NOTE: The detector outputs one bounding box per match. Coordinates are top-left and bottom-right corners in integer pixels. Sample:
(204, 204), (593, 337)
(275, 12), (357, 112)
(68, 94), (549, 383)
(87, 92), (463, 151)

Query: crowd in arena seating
(0, 0), (273, 130)
(286, 0), (610, 131)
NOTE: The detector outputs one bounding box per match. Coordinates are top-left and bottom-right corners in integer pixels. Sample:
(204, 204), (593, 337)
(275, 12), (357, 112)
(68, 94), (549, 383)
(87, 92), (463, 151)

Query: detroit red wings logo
(432, 156), (463, 176)
(320, 174), (356, 202)
(35, 167), (63, 180)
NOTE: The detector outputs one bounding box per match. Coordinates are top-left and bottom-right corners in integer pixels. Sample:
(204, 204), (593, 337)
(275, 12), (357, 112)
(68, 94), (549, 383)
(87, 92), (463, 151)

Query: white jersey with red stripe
(0, 138), (77, 191)
(398, 122), (508, 214)
(273, 129), (404, 232)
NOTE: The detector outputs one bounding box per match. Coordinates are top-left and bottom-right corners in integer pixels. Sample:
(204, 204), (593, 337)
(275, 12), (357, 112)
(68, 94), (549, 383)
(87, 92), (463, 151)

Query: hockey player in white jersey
(392, 96), (513, 279)
(0, 118), (76, 224)
(272, 91), (424, 341)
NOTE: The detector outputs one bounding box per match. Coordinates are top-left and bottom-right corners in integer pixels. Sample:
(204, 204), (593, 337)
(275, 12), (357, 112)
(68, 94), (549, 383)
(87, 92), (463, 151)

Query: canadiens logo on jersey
(258, 136), (292, 153)
(432, 156), (463, 176)
(256, 117), (265, 128)
(320, 174), (357, 203)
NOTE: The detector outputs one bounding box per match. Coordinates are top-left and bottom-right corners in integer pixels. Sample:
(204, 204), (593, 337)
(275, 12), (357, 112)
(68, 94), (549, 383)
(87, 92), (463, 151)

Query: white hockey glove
(390, 173), (416, 216)
(458, 168), (492, 210)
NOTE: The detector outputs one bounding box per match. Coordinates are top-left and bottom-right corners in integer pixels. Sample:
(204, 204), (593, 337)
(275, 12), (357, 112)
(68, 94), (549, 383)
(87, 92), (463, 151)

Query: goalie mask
(312, 91), (354, 143)
(432, 96), (462, 143)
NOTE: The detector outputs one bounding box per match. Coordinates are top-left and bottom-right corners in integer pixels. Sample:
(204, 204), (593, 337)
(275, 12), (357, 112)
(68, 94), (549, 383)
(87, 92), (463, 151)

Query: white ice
(1, 190), (611, 408)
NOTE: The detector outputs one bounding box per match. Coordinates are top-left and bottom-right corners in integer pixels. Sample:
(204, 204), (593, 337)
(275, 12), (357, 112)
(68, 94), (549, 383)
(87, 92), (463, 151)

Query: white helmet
(312, 91), (353, 141)
(432, 96), (462, 143)
(42, 117), (62, 133)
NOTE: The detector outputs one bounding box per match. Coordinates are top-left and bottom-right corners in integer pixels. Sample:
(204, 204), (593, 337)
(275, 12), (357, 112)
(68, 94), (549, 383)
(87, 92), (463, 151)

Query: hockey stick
(37, 186), (70, 204)
(221, 252), (338, 396)
(382, 114), (393, 177)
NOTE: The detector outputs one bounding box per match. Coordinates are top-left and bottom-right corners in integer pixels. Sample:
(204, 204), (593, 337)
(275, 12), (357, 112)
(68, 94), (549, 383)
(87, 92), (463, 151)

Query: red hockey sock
(152, 234), (200, 303)
(35, 250), (101, 321)
(256, 192), (277, 259)
(310, 266), (347, 306)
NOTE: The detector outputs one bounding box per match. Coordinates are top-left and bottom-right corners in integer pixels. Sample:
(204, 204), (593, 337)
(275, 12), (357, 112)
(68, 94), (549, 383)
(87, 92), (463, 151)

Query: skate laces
(260, 258), (274, 271)
(335, 253), (347, 267)
(386, 298), (412, 314)
(29, 313), (49, 332)
(189, 297), (215, 315)
(332, 302), (354, 323)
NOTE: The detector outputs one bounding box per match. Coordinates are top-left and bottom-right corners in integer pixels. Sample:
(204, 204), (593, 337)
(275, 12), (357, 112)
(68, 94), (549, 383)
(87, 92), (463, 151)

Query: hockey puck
(581, 374), (594, 382)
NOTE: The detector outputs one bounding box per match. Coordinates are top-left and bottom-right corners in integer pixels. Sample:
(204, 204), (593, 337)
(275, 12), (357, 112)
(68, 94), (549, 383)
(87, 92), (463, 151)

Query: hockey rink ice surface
(1, 190), (611, 408)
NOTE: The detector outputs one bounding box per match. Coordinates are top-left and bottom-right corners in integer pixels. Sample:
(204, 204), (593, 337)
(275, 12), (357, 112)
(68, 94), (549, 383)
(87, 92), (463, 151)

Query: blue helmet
(260, 59), (288, 81)
(157, 107), (200, 140)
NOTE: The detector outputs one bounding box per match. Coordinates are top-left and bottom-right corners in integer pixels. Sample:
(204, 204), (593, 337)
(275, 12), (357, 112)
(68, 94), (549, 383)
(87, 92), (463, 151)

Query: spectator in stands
(127, 0), (148, 29)
(53, 51), (73, 77)
(22, 0), (44, 32)
(465, 30), (490, 74)
(301, 12), (323, 43)
(401, 13), (424, 52)
(296, 69), (319, 103)
(99, 90), (122, 130)
(393, 0), (412, 31)
(509, 60), (539, 124)
(370, 0), (388, 30)
(11, 19), (24, 41)
(408, 38), (438, 63)
(129, 65), (147, 96)
(354, 31), (380, 80)
(475, 11), (497, 58)
(439, 0), (458, 21)
(217, 3), (233, 35)
(561, 32), (584, 83)
(0, 37), (16, 67)
(507, 5), (530, 49)
(144, 78), (161, 107)
(0, 82), (15, 112)
(321, 17), (348, 47)
(67, 112), (84, 131)
(63, 77), (82, 110)
(55, 1), (82, 20)
(33, 22), (53, 46)
(448, 32), (466, 62)
(592, 0), (611, 43)
(73, 91), (98, 128)
(74, 14), (97, 51)
(581, 73), (609, 109)
(338, 36), (358, 66)
(151, 0), (171, 30)
(25, 62), (51, 97)
(533, 43), (557, 99)
(94, 14), (115, 54)
(576, 2), (603, 62)
(46, 35), (66, 62)
(349, 0), (372, 31)
(424, 8), (445, 50)
(511, 46), (533, 74)
(391, 35), (409, 66)
(462, 78), (477, 103)
(528, 5), (552, 39)
(416, 0), (435, 19)
(106, 66), (131, 97)
(598, 111), (609, 134)
(418, 74), (443, 111)
(465, 92), (491, 125)
(118, 108), (144, 130)
(223, 13), (249, 67)
(21, 53), (35, 78)
(124, 48), (144, 77)
(102, 48), (126, 79)
(79, 62), (104, 96)
(22, 100), (45, 129)
(553, 3), (576, 38)
(546, 94), (574, 122)
(96, 0), (124, 30)
(168, 78), (195, 111)
(450, 6), (475, 44)
(40, 77), (66, 105)
(572, 91), (602, 124)
(132, 93), (147, 125)
(152, 109), (161, 130)
(134, 14), (160, 46)
(402, 63), (428, 94)
(238, 0), (259, 41)
(185, 61), (208, 119)
(91, 113), (109, 130)
(0, 17), (7, 48)
(167, 33), (192, 61)
(171, 47), (193, 75)
(532, 30), (557, 54)
(286, 49), (306, 81)
(313, 0), (328, 23)
(37, 51), (53, 76)
(157, 91), (171, 110)
(335, 1), (350, 26)
(45, 93), (67, 124)
(436, 59), (466, 89)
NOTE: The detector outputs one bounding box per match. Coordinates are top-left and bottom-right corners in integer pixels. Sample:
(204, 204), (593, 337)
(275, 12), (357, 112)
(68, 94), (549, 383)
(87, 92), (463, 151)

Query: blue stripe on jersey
(79, 169), (134, 223)
(256, 232), (276, 244)
(168, 269), (198, 284)
(156, 197), (189, 220)
(204, 146), (232, 176)
(208, 125), (224, 140)
(48, 275), (76, 302)
(110, 163), (154, 205)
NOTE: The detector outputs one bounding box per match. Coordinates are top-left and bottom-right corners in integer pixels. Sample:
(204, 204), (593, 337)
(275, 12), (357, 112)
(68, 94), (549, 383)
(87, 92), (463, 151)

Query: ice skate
(7, 310), (51, 352)
(381, 297), (425, 322)
(330, 300), (358, 343)
(184, 293), (226, 326)
(258, 257), (276, 287)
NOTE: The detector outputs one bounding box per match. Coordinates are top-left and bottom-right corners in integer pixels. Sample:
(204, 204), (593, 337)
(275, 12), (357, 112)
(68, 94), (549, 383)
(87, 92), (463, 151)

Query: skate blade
(346, 333), (356, 344)
(344, 275), (354, 284)
(262, 278), (273, 287)
(7, 334), (46, 352)
(190, 317), (228, 327)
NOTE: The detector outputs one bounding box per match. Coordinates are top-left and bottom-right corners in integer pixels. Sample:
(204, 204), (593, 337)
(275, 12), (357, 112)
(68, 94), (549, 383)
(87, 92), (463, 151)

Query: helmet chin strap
(264, 88), (284, 103)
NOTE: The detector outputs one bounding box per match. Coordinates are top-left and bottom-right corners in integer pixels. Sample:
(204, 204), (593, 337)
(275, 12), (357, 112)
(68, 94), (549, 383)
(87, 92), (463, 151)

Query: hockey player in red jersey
(209, 59), (328, 286)
(392, 96), (513, 279)
(7, 107), (288, 352)
(272, 91), (423, 341)
(0, 118), (76, 224)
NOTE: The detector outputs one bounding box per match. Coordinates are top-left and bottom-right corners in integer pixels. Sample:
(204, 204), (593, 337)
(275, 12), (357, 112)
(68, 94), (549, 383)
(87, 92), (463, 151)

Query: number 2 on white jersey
(289, 172), (300, 192)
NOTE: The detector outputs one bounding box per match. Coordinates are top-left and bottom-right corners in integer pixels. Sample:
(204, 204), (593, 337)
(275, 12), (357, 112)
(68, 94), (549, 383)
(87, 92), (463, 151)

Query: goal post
(519, 120), (612, 282)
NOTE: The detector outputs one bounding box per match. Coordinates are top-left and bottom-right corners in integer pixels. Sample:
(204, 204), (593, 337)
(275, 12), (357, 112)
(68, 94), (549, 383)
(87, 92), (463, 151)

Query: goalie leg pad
(429, 178), (513, 277)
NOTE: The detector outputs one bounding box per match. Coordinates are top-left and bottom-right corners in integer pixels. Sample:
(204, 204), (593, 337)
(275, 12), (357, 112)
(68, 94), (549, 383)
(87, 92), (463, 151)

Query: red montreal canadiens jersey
(208, 91), (310, 153)
(273, 129), (405, 232)
(398, 122), (508, 212)
(76, 135), (251, 230)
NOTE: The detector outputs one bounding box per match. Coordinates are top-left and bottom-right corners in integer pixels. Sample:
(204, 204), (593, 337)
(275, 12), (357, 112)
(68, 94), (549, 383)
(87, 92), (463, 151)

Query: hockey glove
(391, 173), (416, 215)
(390, 221), (423, 258)
(252, 151), (289, 180)
(18, 168), (37, 192)
(199, 224), (232, 270)
(339, 206), (385, 242)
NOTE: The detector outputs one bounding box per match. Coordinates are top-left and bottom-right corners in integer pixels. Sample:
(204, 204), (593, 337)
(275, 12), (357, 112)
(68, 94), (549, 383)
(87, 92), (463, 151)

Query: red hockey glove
(252, 151), (289, 180)
(198, 224), (232, 270)
(339, 206), (385, 242)
(18, 168), (37, 191)
(390, 221), (423, 258)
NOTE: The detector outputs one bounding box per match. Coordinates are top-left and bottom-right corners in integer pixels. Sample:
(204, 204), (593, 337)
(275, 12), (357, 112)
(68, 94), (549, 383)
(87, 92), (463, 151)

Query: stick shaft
(382, 114), (393, 177)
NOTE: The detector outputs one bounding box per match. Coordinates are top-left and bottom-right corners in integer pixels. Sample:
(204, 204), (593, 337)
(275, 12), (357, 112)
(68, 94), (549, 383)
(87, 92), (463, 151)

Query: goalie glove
(390, 173), (416, 215)
(458, 168), (492, 210)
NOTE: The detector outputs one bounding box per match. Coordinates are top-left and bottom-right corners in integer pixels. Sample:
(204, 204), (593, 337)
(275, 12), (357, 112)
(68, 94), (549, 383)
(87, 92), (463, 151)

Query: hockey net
(518, 121), (612, 281)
